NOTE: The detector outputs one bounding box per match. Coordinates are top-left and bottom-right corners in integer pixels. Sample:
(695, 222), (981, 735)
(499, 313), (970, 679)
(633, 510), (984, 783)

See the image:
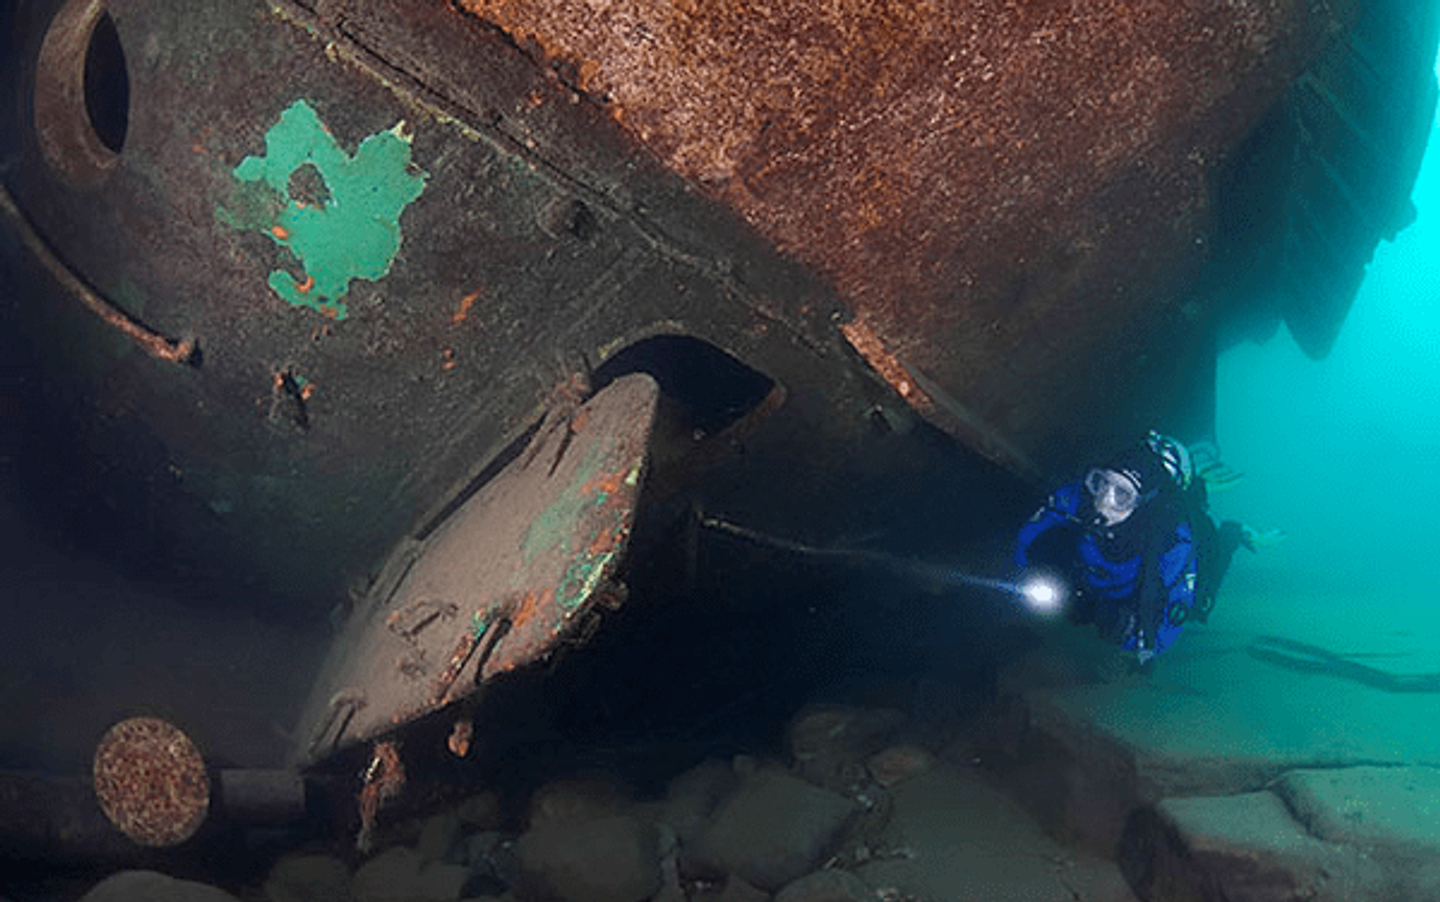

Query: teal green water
(1214, 116), (1440, 619)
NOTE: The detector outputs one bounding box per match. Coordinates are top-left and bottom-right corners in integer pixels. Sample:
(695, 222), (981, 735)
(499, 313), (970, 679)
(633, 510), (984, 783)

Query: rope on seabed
(0, 183), (197, 365)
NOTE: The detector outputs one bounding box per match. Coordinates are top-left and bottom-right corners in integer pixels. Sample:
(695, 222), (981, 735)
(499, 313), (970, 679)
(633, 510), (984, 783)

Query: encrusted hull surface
(0, 0), (1434, 645)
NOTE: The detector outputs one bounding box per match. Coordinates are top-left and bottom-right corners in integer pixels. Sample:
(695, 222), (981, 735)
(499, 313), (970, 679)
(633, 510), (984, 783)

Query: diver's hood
(1102, 443), (1172, 500)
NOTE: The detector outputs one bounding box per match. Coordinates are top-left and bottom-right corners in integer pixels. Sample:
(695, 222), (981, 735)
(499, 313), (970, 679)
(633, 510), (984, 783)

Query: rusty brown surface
(92, 717), (209, 847)
(2, 0), (1392, 640)
(456, 0), (1346, 470)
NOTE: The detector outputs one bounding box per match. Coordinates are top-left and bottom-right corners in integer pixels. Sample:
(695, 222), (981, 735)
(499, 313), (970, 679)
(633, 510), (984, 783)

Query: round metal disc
(92, 716), (209, 847)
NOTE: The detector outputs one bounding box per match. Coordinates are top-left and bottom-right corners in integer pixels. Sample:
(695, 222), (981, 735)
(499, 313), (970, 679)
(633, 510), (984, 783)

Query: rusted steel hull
(456, 0), (1350, 471)
(3, 0), (872, 607)
(1, 0), (1435, 755)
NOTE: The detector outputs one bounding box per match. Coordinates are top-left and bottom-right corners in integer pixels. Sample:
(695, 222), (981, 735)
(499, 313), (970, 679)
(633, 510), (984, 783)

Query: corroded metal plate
(92, 717), (209, 847)
(293, 373), (658, 765)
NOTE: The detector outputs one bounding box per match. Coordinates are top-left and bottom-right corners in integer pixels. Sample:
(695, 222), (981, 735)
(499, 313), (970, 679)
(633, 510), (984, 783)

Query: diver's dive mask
(1085, 467), (1144, 527)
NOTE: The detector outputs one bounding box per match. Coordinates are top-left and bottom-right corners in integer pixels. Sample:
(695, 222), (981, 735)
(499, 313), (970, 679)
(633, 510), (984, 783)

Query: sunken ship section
(1, 0), (1436, 758)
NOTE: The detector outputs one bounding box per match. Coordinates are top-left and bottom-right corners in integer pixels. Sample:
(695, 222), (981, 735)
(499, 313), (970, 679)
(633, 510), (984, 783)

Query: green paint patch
(470, 610), (491, 641)
(219, 100), (426, 319)
(517, 441), (637, 612)
(558, 535), (618, 612)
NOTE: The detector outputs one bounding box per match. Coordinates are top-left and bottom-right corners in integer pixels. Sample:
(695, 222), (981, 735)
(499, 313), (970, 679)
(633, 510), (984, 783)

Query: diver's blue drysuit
(1015, 479), (1198, 660)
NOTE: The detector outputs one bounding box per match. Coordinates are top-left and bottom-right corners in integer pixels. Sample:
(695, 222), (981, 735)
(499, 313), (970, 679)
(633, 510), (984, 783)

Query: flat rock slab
(1001, 570), (1440, 899)
(1274, 766), (1440, 860)
(513, 814), (662, 902)
(1149, 792), (1387, 902)
(854, 764), (1136, 902)
(1147, 784), (1440, 902)
(1019, 613), (1440, 795)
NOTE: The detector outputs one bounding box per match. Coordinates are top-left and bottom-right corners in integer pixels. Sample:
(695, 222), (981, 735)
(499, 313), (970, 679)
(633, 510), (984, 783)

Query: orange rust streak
(838, 318), (931, 412)
(507, 590), (543, 633)
(453, 289), (481, 324)
(581, 469), (626, 497)
(270, 225), (290, 241)
(448, 718), (473, 757)
(587, 524), (624, 557)
(356, 740), (404, 852)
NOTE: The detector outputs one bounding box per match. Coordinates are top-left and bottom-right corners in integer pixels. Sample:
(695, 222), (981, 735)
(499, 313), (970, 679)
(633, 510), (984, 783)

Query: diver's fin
(1240, 525), (1287, 551)
(1190, 440), (1246, 492)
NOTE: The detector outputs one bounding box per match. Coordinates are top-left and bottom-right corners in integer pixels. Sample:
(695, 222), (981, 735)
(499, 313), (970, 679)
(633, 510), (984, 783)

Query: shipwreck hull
(1, 0), (1435, 764)
(5, 0), (908, 609)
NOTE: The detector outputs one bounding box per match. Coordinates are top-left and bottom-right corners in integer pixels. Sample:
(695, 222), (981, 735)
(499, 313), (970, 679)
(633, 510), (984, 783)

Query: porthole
(84, 9), (129, 154)
(35, 0), (131, 187)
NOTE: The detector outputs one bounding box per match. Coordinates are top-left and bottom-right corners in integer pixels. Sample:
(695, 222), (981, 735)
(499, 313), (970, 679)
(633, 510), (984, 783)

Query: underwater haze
(1213, 89), (1440, 634)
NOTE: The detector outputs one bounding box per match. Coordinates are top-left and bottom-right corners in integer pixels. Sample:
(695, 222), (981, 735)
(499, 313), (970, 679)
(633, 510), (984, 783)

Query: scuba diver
(1014, 431), (1273, 668)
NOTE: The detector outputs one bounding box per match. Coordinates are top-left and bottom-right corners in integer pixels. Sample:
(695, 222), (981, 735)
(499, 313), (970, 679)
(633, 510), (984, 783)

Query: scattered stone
(514, 813), (662, 902)
(263, 853), (352, 902)
(526, 776), (631, 831)
(787, 706), (905, 792)
(656, 758), (741, 846)
(696, 770), (861, 892)
(353, 846), (450, 902)
(865, 745), (934, 789)
(456, 790), (504, 830)
(691, 874), (770, 902)
(773, 869), (871, 902)
(458, 869), (511, 900)
(462, 829), (507, 870)
(650, 881), (688, 902)
(78, 870), (241, 902)
(417, 861), (469, 900)
(731, 755), (762, 779)
(417, 811), (462, 863)
(671, 759), (742, 810)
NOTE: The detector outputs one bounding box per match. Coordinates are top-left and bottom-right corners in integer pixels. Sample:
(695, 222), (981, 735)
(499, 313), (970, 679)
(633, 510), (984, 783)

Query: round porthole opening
(34, 0), (131, 188)
(84, 10), (129, 154)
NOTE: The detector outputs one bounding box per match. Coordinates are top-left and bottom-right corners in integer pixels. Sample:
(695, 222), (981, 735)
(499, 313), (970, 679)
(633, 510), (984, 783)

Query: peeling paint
(219, 100), (427, 319)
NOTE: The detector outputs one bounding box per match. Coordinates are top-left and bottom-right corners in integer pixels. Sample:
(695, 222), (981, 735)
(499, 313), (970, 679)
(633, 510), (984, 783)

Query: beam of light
(697, 513), (1069, 616)
(903, 563), (1069, 617)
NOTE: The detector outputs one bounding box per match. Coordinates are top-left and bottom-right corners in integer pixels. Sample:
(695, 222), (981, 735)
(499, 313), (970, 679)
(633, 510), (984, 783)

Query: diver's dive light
(1015, 571), (1066, 615)
(925, 568), (1068, 617)
(697, 512), (1069, 617)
